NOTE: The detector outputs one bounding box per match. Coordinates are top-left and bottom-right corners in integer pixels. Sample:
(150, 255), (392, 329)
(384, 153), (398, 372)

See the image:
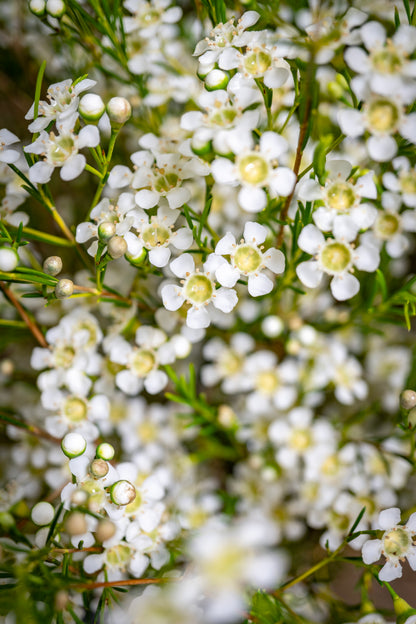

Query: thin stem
(73, 577), (173, 590)
(0, 281), (48, 347)
(89, 130), (119, 215)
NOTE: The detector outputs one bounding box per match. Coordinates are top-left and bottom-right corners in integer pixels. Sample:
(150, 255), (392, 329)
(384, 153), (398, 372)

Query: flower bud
(55, 278), (74, 299)
(31, 501), (55, 526)
(96, 442), (115, 461)
(46, 0), (65, 17)
(261, 315), (284, 338)
(61, 432), (87, 458)
(401, 389), (416, 411)
(205, 69), (229, 91)
(29, 0), (46, 16)
(197, 61), (215, 80)
(408, 407), (416, 428)
(126, 248), (147, 266)
(79, 94), (106, 122)
(0, 512), (15, 529)
(106, 97), (131, 125)
(98, 221), (116, 243)
(65, 511), (88, 536)
(110, 480), (136, 506)
(90, 458), (109, 478)
(95, 518), (116, 542)
(55, 590), (69, 612)
(43, 255), (63, 276)
(107, 235), (127, 259)
(0, 247), (18, 272)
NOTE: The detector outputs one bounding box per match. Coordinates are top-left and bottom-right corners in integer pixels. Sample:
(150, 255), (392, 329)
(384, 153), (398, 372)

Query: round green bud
(205, 69), (230, 91)
(197, 61), (215, 80)
(46, 0), (65, 17)
(107, 235), (127, 259)
(61, 432), (87, 458)
(29, 0), (46, 15)
(107, 97), (131, 125)
(79, 93), (106, 122)
(0, 511), (15, 529)
(126, 248), (147, 266)
(110, 480), (136, 506)
(55, 278), (74, 299)
(31, 501), (55, 526)
(0, 247), (18, 272)
(96, 442), (115, 461)
(401, 389), (416, 411)
(43, 255), (63, 276)
(98, 221), (116, 242)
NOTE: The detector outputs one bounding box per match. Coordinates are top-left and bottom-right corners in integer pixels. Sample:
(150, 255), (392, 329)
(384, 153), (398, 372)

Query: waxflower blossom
(25, 124), (100, 184)
(123, 0), (182, 38)
(296, 224), (380, 301)
(0, 128), (20, 164)
(161, 254), (238, 329)
(298, 159), (377, 235)
(211, 131), (296, 212)
(383, 157), (416, 208)
(25, 77), (96, 133)
(361, 195), (416, 259)
(214, 221), (285, 296)
(362, 507), (416, 581)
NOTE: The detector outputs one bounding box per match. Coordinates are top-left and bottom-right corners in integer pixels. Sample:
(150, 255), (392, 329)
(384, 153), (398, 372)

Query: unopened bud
(261, 315), (284, 338)
(205, 69), (229, 91)
(96, 442), (115, 461)
(401, 389), (416, 411)
(95, 518), (116, 542)
(0, 512), (15, 529)
(90, 459), (109, 478)
(197, 62), (215, 80)
(408, 407), (416, 428)
(0, 247), (18, 272)
(55, 590), (69, 611)
(71, 489), (88, 506)
(107, 235), (127, 259)
(31, 501), (55, 526)
(98, 221), (116, 242)
(110, 480), (136, 506)
(79, 94), (105, 122)
(218, 404), (238, 428)
(65, 511), (88, 535)
(46, 0), (65, 17)
(55, 278), (74, 299)
(29, 0), (46, 15)
(61, 432), (87, 458)
(107, 97), (131, 125)
(43, 255), (63, 276)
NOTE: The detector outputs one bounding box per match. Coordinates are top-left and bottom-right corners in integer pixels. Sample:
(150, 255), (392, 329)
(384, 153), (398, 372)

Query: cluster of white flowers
(1, 0), (416, 623)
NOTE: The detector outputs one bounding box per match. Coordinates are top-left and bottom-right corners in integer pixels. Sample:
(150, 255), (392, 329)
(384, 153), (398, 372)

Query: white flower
(201, 332), (255, 393)
(383, 156), (416, 207)
(214, 221), (285, 296)
(25, 77), (96, 133)
(105, 327), (175, 396)
(132, 150), (209, 210)
(296, 224), (380, 301)
(193, 11), (260, 66)
(298, 159), (377, 235)
(162, 254), (238, 329)
(345, 22), (416, 97)
(0, 129), (20, 164)
(243, 350), (298, 413)
(25, 125), (100, 184)
(211, 131), (296, 213)
(362, 507), (416, 582)
(361, 194), (416, 258)
(124, 204), (193, 267)
(123, 0), (182, 39)
(76, 193), (139, 257)
(337, 95), (416, 162)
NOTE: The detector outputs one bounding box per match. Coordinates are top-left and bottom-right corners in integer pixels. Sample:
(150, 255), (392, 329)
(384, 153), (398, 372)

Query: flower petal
(362, 539), (382, 564)
(296, 260), (323, 288)
(378, 507), (401, 530)
(298, 224), (325, 254)
(263, 248), (285, 274)
(330, 274), (360, 301)
(248, 272), (274, 296)
(213, 287), (238, 312)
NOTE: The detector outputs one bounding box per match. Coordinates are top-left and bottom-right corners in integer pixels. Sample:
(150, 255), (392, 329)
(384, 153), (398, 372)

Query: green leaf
(33, 60), (47, 122)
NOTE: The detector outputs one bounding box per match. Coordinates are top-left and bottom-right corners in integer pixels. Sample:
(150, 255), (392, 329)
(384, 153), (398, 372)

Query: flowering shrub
(1, 0), (416, 623)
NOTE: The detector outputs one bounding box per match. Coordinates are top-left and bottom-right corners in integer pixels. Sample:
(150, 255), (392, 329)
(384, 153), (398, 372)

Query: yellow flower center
(243, 50), (272, 76)
(289, 429), (312, 451)
(154, 172), (179, 193)
(383, 527), (411, 557)
(256, 369), (279, 395)
(319, 241), (352, 274)
(48, 136), (75, 164)
(371, 47), (403, 74)
(367, 98), (400, 133)
(183, 274), (213, 304)
(400, 170), (416, 194)
(375, 213), (400, 239)
(106, 544), (131, 568)
(63, 397), (87, 422)
(141, 224), (170, 248)
(131, 349), (156, 376)
(238, 153), (269, 186)
(233, 244), (262, 274)
(54, 345), (75, 368)
(326, 182), (356, 212)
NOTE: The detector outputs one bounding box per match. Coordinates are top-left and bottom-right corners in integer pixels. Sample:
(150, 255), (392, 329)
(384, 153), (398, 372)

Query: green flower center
(48, 136), (75, 164)
(233, 244), (262, 273)
(106, 544), (131, 568)
(383, 527), (411, 557)
(256, 370), (279, 395)
(326, 182), (356, 212)
(210, 108), (237, 127)
(290, 429), (312, 451)
(131, 349), (156, 376)
(367, 98), (400, 133)
(140, 8), (160, 25)
(54, 345), (75, 368)
(400, 170), (416, 194)
(375, 213), (400, 239)
(238, 153), (269, 186)
(319, 241), (352, 274)
(243, 50), (272, 76)
(63, 397), (88, 422)
(154, 172), (179, 193)
(183, 274), (213, 304)
(141, 224), (170, 248)
(371, 48), (403, 74)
